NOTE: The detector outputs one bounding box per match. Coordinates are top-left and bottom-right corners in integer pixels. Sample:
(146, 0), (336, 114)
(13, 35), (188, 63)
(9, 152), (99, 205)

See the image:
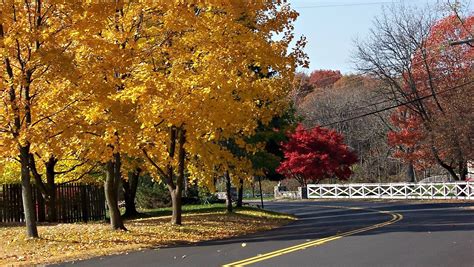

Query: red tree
(277, 124), (358, 185)
(388, 107), (433, 170)
(388, 14), (474, 180)
(291, 72), (314, 103)
(308, 69), (342, 89)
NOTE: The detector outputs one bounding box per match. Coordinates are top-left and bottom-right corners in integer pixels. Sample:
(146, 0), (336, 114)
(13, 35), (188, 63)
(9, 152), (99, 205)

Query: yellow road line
(222, 205), (403, 267)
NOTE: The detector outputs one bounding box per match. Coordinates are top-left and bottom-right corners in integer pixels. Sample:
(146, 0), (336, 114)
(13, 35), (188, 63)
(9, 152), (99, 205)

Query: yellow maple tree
(0, 0), (115, 237)
(1, 0), (306, 235)
(129, 1), (306, 224)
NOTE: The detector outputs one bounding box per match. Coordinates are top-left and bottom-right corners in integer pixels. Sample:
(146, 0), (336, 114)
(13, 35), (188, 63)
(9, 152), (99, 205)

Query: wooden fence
(0, 184), (106, 223)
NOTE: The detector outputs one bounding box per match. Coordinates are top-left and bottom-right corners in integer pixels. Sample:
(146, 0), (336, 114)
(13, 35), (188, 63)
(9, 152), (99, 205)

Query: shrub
(135, 175), (171, 209)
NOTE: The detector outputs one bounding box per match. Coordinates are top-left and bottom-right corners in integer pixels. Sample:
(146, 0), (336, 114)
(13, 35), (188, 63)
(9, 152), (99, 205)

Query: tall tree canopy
(387, 14), (474, 180)
(132, 2), (305, 224)
(356, 6), (473, 181)
(0, 1), (113, 237)
(1, 0), (306, 236)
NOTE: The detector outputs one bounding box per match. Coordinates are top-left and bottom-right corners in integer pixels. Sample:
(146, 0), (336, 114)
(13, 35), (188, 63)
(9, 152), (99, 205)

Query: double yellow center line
(223, 205), (403, 267)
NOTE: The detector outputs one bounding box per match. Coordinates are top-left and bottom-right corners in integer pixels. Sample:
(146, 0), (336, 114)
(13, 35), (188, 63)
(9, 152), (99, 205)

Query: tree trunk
(36, 191), (46, 222)
(20, 146), (38, 238)
(28, 153), (46, 222)
(170, 186), (182, 225)
(164, 128), (186, 225)
(122, 168), (140, 218)
(28, 154), (58, 222)
(142, 127), (186, 225)
(225, 171), (232, 213)
(407, 162), (416, 183)
(183, 175), (189, 197)
(251, 181), (255, 198)
(236, 178), (243, 208)
(172, 128), (186, 225)
(6, 53), (38, 236)
(258, 176), (264, 209)
(105, 156), (126, 230)
(430, 144), (460, 181)
(44, 195), (56, 222)
(459, 161), (467, 181)
(45, 157), (57, 222)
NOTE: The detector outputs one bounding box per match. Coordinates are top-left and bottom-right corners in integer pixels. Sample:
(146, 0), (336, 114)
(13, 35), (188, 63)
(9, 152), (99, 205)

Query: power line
(450, 38), (474, 46)
(294, 1), (398, 9)
(297, 32), (472, 92)
(319, 80), (473, 127)
(299, 71), (471, 118)
(296, 34), (473, 113)
(293, 18), (473, 126)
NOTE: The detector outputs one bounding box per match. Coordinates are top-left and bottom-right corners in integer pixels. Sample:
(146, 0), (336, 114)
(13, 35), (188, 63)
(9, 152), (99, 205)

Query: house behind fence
(0, 184), (106, 223)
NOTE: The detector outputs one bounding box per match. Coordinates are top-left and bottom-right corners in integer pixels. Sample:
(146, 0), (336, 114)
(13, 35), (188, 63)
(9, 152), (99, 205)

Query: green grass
(243, 197), (275, 201)
(113, 204), (225, 220)
(140, 203), (295, 220)
(235, 206), (296, 220)
(141, 203), (226, 217)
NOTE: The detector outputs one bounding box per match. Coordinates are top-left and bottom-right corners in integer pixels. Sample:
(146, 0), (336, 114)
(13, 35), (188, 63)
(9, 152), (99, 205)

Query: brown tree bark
(20, 145), (39, 238)
(7, 55), (39, 237)
(170, 185), (182, 224)
(225, 171), (233, 213)
(122, 168), (141, 218)
(459, 161), (467, 181)
(251, 181), (255, 198)
(236, 178), (244, 208)
(407, 162), (416, 183)
(258, 176), (264, 209)
(44, 157), (57, 222)
(142, 127), (186, 225)
(105, 154), (126, 230)
(173, 128), (186, 225)
(29, 154), (58, 222)
(430, 144), (460, 181)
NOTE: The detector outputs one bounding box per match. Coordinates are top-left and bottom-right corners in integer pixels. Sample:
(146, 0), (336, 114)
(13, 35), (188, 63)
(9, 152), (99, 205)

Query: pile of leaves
(0, 207), (294, 265)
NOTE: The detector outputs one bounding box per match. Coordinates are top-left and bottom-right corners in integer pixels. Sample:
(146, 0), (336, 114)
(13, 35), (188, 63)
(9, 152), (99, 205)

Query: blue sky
(288, 0), (473, 74)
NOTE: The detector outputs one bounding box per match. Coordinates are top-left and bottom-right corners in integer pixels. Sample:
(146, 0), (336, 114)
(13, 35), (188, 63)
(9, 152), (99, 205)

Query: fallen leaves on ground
(0, 208), (294, 266)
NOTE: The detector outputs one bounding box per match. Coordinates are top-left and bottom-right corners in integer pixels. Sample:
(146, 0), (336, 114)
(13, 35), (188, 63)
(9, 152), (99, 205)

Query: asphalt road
(56, 200), (474, 267)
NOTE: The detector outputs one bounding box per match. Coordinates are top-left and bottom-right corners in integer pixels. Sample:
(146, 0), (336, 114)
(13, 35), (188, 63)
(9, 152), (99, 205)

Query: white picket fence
(307, 182), (474, 200)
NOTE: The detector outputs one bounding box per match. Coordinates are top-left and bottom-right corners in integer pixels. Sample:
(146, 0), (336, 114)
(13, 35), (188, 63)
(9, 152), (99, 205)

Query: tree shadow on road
(155, 201), (474, 249)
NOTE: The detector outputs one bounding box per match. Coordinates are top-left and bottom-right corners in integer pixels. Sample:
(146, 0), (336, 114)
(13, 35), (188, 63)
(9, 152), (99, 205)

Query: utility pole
(448, 0), (473, 47)
(258, 176), (264, 209)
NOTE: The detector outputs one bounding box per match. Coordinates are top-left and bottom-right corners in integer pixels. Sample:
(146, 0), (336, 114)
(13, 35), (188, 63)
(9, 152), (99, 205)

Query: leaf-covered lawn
(0, 205), (294, 266)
